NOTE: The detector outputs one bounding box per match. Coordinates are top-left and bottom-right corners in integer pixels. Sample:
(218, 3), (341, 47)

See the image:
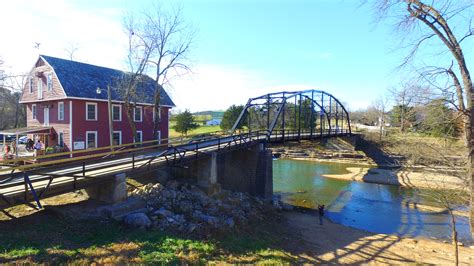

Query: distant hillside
(193, 110), (224, 119)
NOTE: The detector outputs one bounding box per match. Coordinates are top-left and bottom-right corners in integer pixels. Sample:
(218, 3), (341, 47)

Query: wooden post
(15, 133), (19, 158)
(107, 85), (114, 152)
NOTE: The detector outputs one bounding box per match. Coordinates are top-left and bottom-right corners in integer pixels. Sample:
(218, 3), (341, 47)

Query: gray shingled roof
(40, 55), (175, 106)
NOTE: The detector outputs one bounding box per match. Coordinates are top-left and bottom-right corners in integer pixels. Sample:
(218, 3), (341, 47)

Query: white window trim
(153, 106), (162, 123)
(29, 78), (33, 94)
(58, 131), (64, 147)
(44, 107), (49, 126)
(113, 130), (122, 146)
(85, 102), (98, 121)
(32, 104), (37, 120)
(134, 106), (143, 122)
(69, 101), (73, 156)
(112, 104), (122, 121)
(37, 78), (43, 100)
(47, 73), (53, 91)
(86, 131), (98, 149)
(156, 130), (161, 145)
(135, 130), (143, 143)
(58, 101), (64, 121)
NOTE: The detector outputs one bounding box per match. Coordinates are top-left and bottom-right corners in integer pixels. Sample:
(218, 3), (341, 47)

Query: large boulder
(123, 212), (151, 229)
(154, 207), (174, 219)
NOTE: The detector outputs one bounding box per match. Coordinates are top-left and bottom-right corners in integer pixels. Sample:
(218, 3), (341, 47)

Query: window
(44, 107), (49, 126)
(112, 131), (122, 146)
(112, 105), (121, 121)
(58, 132), (64, 147)
(32, 104), (37, 119)
(134, 106), (142, 122)
(37, 78), (43, 99)
(47, 73), (52, 91)
(29, 78), (33, 94)
(134, 130), (143, 143)
(86, 131), (97, 149)
(153, 106), (162, 122)
(156, 130), (161, 145)
(58, 102), (64, 121)
(86, 102), (97, 121)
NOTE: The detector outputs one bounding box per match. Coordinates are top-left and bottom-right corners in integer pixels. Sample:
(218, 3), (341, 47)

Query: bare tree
(116, 14), (154, 142)
(124, 4), (194, 141)
(370, 95), (389, 140)
(389, 82), (428, 132)
(401, 140), (468, 266)
(64, 43), (79, 61)
(375, 0), (474, 236)
(0, 57), (26, 129)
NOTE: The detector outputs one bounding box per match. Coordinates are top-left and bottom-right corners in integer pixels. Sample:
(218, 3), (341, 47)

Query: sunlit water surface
(273, 158), (471, 240)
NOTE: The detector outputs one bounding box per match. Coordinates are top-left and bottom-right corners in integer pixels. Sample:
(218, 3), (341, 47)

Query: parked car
(19, 136), (28, 144)
(0, 134), (16, 142)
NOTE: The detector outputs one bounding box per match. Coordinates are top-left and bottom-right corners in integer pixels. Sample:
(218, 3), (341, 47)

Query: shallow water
(273, 158), (471, 240)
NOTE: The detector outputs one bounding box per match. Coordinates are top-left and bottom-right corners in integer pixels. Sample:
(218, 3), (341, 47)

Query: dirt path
(284, 211), (474, 264)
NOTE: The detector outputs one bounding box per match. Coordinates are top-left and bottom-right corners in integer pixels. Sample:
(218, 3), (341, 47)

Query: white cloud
(167, 64), (330, 112)
(0, 2), (357, 112)
(167, 64), (267, 111)
(0, 1), (125, 75)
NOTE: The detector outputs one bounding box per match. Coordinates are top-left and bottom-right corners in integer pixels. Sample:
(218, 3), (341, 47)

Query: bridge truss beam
(230, 89), (351, 140)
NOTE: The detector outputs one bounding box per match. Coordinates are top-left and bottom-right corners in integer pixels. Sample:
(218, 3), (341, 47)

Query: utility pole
(97, 86), (114, 152)
(107, 85), (114, 151)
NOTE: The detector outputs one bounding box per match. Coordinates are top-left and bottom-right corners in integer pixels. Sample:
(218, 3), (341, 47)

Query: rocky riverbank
(269, 138), (375, 165)
(321, 166), (464, 190)
(270, 137), (465, 190)
(124, 179), (282, 235)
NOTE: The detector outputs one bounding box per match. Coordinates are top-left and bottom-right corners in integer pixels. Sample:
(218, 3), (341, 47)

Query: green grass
(0, 211), (295, 264)
(169, 123), (222, 138)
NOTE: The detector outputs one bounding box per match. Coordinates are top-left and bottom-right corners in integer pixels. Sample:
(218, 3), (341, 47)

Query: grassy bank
(0, 210), (292, 264)
(168, 122), (221, 138)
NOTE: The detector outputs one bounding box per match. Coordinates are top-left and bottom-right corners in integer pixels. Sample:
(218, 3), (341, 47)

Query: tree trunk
(14, 100), (19, 128)
(124, 101), (137, 144)
(401, 109), (405, 133)
(153, 84), (162, 141)
(449, 209), (459, 266)
(468, 111), (474, 238)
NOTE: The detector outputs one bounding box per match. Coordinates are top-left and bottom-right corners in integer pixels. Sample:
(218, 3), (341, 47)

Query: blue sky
(1, 0), (472, 111)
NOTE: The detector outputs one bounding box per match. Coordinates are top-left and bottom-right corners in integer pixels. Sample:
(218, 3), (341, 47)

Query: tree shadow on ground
(0, 200), (416, 264)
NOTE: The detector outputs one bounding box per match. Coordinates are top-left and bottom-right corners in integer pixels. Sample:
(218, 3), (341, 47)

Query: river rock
(128, 178), (277, 234)
(123, 212), (151, 229)
(154, 207), (174, 219)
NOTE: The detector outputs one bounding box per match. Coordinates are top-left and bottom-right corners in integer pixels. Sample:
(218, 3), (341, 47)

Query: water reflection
(273, 159), (471, 240)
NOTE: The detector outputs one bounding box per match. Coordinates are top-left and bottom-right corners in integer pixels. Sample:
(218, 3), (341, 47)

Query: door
(44, 107), (49, 126)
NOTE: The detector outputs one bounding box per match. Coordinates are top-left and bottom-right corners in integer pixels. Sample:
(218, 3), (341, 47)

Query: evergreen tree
(173, 110), (198, 136)
(220, 105), (244, 131)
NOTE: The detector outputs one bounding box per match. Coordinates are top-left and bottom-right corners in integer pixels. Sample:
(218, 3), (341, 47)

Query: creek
(273, 158), (471, 240)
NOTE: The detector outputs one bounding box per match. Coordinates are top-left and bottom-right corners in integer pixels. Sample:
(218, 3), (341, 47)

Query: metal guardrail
(0, 129), (351, 210)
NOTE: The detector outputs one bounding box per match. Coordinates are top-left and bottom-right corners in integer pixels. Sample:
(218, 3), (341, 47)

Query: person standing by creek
(317, 204), (325, 225)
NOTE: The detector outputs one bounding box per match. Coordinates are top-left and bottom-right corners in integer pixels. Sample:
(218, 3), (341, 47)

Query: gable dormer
(20, 56), (67, 103)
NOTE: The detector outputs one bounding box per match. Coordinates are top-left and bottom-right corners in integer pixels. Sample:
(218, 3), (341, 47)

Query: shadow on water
(273, 158), (471, 241)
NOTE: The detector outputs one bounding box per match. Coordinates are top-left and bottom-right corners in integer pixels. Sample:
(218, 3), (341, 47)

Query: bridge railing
(0, 127), (352, 210)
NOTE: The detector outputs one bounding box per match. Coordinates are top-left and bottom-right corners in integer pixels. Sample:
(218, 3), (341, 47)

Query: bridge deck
(0, 130), (350, 210)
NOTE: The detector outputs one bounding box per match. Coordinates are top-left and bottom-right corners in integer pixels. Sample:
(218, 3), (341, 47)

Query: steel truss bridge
(231, 90), (351, 139)
(0, 89), (351, 211)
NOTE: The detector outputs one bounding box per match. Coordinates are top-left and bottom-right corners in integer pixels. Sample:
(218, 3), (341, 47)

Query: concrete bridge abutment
(86, 173), (128, 204)
(172, 143), (273, 199)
